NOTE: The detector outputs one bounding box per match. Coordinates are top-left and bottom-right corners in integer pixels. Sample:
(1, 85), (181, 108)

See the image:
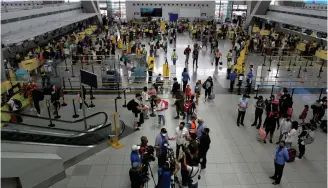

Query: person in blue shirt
(229, 69), (237, 92)
(270, 141), (289, 185)
(157, 161), (179, 188)
(182, 68), (190, 92)
(196, 118), (206, 139)
(237, 94), (248, 126)
(130, 145), (142, 166)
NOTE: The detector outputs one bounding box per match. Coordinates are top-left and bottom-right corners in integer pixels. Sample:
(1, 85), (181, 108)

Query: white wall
(126, 0), (215, 21)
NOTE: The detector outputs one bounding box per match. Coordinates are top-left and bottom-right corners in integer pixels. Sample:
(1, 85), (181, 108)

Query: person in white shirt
(155, 98), (166, 126)
(7, 98), (18, 111)
(175, 122), (189, 159)
(183, 152), (201, 188)
(141, 86), (149, 119)
(276, 117), (292, 144)
(285, 121), (299, 148)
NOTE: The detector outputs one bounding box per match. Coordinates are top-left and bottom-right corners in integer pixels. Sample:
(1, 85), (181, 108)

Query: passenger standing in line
(297, 123), (315, 160)
(276, 117), (292, 144)
(270, 141), (289, 185)
(199, 127), (211, 169)
(155, 98), (166, 127)
(229, 69), (237, 92)
(203, 76), (213, 102)
(31, 86), (42, 116)
(285, 121), (299, 148)
(237, 94), (248, 126)
(214, 49), (221, 66)
(182, 68), (190, 93)
(263, 113), (279, 143)
(251, 95), (265, 128)
(171, 49), (178, 65)
(196, 118), (206, 139)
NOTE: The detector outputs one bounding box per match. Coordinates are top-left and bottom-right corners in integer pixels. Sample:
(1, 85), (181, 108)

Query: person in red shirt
(185, 84), (191, 101)
(184, 45), (191, 63)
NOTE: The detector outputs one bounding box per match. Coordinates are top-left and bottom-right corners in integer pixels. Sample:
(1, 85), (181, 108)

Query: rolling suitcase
(287, 148), (296, 162)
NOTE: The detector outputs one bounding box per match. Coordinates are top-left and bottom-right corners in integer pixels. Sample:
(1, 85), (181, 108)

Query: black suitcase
(169, 39), (173, 44)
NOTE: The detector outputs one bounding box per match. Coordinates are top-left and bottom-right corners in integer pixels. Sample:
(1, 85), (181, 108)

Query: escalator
(1, 111), (125, 146)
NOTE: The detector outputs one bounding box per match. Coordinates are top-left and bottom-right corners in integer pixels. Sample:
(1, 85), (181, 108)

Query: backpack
(162, 100), (168, 110)
(127, 99), (136, 111)
(202, 82), (206, 89)
(13, 99), (22, 109)
(303, 131), (315, 145)
(184, 101), (192, 113)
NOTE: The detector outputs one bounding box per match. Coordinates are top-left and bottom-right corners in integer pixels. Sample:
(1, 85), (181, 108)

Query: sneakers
(269, 176), (276, 180)
(270, 139), (273, 143)
(78, 109), (82, 111)
(174, 116), (179, 119)
(37, 114), (41, 117)
(241, 123), (245, 126)
(263, 140), (267, 144)
(251, 124), (256, 126)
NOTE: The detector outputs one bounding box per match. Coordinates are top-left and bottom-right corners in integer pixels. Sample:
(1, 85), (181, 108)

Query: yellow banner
(252, 26), (260, 33)
(315, 50), (328, 60)
(296, 43), (306, 52)
(260, 30), (270, 36)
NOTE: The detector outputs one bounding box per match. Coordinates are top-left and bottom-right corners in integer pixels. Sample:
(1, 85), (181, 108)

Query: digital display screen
(304, 0), (328, 4)
(140, 8), (162, 17)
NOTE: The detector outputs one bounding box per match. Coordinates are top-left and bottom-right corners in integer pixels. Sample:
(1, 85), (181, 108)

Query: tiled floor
(41, 32), (327, 188)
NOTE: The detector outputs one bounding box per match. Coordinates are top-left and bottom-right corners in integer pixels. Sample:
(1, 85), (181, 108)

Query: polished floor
(39, 32), (327, 188)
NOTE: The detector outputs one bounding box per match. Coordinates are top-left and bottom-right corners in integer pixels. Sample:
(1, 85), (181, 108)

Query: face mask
(161, 134), (166, 137)
(179, 126), (183, 130)
(279, 145), (284, 148)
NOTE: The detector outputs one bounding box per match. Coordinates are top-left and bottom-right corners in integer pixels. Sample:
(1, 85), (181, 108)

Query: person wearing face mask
(276, 116), (292, 144)
(270, 141), (289, 185)
(130, 145), (142, 166)
(175, 122), (189, 159)
(284, 121), (298, 148)
(196, 118), (206, 139)
(263, 112), (279, 144)
(155, 128), (174, 167)
(198, 128), (211, 169)
(237, 94), (248, 126)
(127, 93), (147, 131)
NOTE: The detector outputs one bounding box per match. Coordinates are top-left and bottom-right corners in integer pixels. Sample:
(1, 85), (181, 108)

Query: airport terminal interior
(0, 0), (327, 188)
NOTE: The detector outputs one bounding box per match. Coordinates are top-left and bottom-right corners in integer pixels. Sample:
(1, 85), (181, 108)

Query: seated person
(155, 74), (164, 89)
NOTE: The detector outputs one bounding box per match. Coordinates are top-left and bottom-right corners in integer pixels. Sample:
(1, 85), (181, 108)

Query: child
(184, 95), (196, 123)
(185, 84), (191, 100)
(194, 80), (201, 105)
(299, 105), (309, 123)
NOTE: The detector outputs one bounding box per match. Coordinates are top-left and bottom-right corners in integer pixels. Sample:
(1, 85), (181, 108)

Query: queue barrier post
(122, 88), (129, 107)
(61, 93), (67, 107)
(262, 55), (266, 66)
(65, 58), (69, 71)
(90, 87), (95, 100)
(291, 88), (295, 97)
(62, 77), (68, 94)
(108, 112), (124, 149)
(287, 60), (291, 71)
(72, 99), (79, 118)
(267, 57), (272, 71)
(270, 85), (274, 96)
(309, 57), (314, 66)
(114, 98), (118, 112)
(297, 66), (302, 78)
(293, 56), (297, 66)
(277, 56), (281, 66)
(318, 88), (324, 101)
(116, 83), (122, 99)
(68, 78), (73, 89)
(275, 64), (280, 78)
(71, 63), (75, 77)
(303, 61), (308, 72)
(53, 101), (61, 119)
(91, 65), (95, 73)
(46, 100), (55, 127)
(89, 99), (95, 108)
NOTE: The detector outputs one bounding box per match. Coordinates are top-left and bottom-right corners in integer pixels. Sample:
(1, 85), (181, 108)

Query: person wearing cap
(251, 95), (265, 128)
(130, 145), (141, 166)
(237, 94), (248, 126)
(129, 162), (144, 188)
(196, 118), (206, 139)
